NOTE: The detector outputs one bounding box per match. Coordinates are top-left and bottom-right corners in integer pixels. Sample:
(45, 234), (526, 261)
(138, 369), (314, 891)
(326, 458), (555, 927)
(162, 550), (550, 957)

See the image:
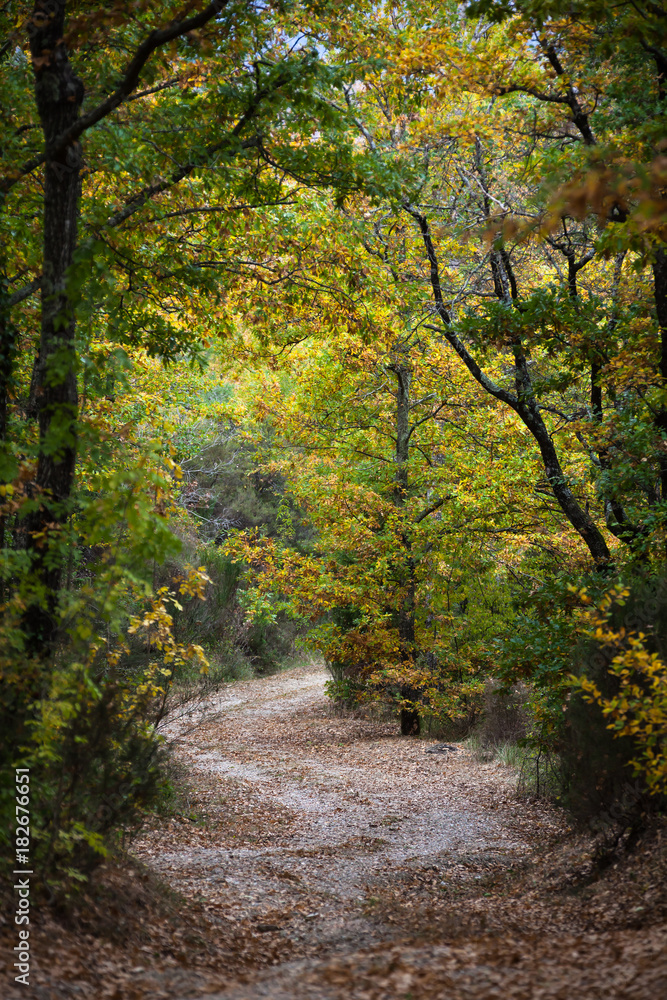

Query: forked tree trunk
(406, 202), (613, 569)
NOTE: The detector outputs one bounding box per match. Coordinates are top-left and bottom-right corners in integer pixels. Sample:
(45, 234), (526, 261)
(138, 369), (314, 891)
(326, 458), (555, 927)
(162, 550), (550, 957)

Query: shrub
(0, 569), (209, 893)
(566, 577), (667, 812)
(478, 679), (530, 749)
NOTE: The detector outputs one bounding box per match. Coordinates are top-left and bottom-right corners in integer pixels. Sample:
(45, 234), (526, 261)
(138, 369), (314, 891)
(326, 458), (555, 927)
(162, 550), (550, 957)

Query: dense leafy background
(1, 0), (666, 888)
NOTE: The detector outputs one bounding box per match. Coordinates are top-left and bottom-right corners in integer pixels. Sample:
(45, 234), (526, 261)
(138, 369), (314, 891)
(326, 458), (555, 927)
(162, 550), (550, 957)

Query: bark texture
(390, 361), (421, 736)
(653, 247), (667, 530)
(24, 0), (84, 651)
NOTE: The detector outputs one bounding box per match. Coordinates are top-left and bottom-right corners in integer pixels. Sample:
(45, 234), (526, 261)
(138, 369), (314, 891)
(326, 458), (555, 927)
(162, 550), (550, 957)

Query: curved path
(134, 662), (666, 1000)
(3, 662), (664, 1000)
(135, 664), (539, 982)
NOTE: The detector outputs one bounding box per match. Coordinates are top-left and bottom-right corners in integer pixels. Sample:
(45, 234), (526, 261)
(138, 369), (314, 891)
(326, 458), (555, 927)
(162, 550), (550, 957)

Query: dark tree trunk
(23, 1), (84, 653)
(651, 43), (667, 529)
(511, 348), (612, 566)
(393, 361), (411, 507)
(0, 276), (14, 452)
(406, 203), (613, 568)
(390, 361), (421, 736)
(0, 269), (16, 601)
(400, 700), (421, 736)
(653, 247), (667, 539)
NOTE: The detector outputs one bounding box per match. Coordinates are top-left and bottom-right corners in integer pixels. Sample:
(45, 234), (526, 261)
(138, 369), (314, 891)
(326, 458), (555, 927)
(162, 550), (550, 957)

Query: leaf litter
(2, 661), (665, 999)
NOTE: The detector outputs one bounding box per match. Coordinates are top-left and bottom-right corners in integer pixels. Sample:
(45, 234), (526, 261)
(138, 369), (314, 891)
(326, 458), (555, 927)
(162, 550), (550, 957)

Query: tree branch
(414, 497), (449, 524)
(1, 1), (228, 194)
(9, 66), (296, 306)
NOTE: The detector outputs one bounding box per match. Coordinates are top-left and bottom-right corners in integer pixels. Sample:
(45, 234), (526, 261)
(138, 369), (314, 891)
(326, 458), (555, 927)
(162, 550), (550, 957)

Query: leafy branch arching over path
(132, 663), (667, 1000)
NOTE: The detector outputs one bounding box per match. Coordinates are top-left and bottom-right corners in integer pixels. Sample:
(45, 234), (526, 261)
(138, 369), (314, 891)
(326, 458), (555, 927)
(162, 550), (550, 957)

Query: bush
(325, 655), (369, 708)
(168, 429), (312, 679)
(0, 570), (209, 893)
(478, 680), (530, 749)
(561, 655), (640, 822)
(493, 568), (667, 822)
(564, 574), (667, 819)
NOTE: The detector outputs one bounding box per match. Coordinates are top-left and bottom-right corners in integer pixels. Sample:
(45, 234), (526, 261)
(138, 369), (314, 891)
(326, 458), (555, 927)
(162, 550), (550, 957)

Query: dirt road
(130, 662), (665, 1000)
(137, 662), (534, 963)
(4, 662), (665, 1000)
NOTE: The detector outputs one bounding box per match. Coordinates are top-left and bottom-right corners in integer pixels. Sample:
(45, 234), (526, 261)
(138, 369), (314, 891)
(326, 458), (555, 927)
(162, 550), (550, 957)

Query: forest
(1, 1), (666, 997)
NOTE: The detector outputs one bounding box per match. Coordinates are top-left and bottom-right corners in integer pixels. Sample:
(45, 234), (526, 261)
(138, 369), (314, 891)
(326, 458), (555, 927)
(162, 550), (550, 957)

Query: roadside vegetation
(0, 0), (666, 905)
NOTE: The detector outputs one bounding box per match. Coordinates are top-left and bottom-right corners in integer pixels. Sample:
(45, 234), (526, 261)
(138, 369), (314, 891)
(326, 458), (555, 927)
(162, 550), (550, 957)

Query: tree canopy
(1, 0), (666, 885)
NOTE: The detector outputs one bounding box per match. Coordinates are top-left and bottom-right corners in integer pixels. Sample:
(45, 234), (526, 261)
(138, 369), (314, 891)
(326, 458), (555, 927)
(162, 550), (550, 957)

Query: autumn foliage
(1, 0), (666, 888)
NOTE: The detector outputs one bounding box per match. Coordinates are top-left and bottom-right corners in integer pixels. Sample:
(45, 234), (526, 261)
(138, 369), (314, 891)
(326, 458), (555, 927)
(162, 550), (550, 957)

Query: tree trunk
(0, 268), (16, 602)
(23, 1), (84, 654)
(653, 247), (667, 541)
(390, 361), (421, 736)
(406, 203), (613, 568)
(514, 391), (612, 566)
(0, 273), (14, 455)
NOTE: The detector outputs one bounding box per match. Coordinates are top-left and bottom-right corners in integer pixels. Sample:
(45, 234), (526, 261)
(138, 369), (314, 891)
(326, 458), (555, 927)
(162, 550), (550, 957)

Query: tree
(224, 307), (534, 733)
(300, 0), (667, 567)
(0, 0), (386, 884)
(0, 0), (378, 655)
